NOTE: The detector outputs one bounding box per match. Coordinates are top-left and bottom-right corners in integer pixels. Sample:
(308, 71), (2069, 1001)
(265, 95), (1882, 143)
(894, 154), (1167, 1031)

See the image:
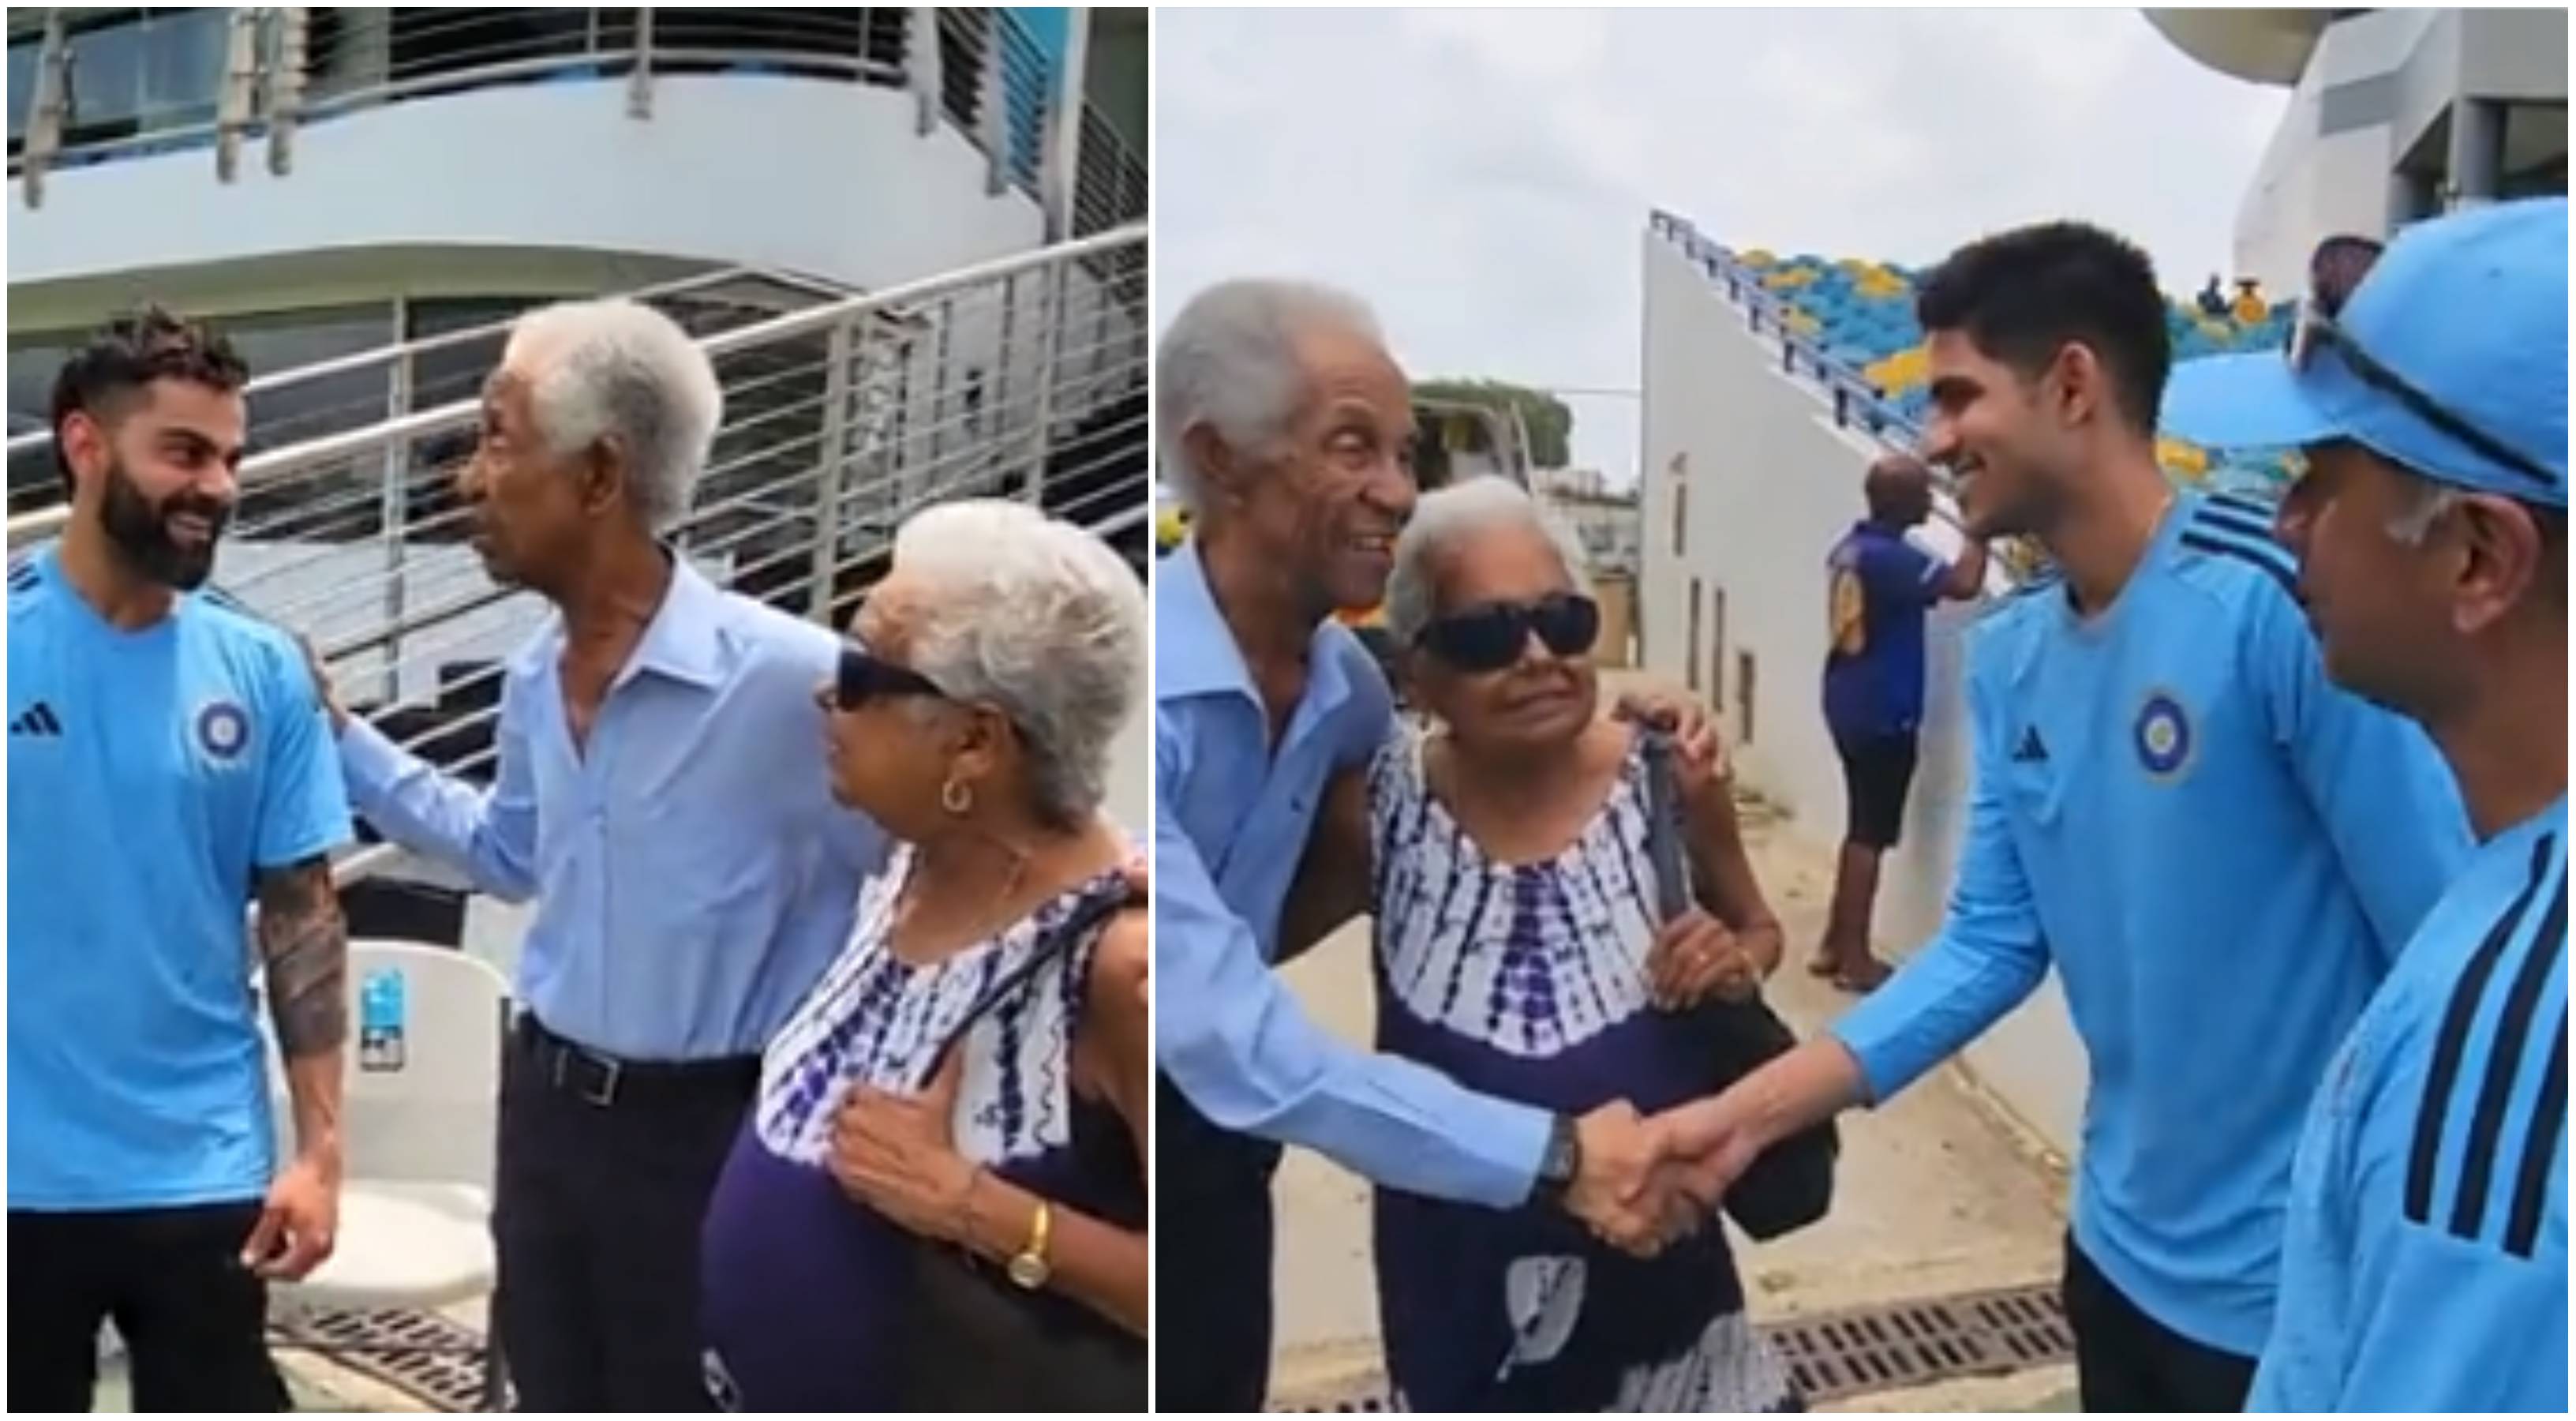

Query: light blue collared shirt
(339, 557), (886, 1060)
(1152, 542), (1550, 1208)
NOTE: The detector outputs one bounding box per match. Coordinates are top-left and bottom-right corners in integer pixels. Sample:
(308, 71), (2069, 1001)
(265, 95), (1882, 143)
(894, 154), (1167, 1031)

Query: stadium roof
(2141, 9), (2348, 87)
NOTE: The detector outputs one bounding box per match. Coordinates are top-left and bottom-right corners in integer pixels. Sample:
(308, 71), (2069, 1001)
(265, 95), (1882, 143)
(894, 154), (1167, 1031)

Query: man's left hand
(242, 1147), (342, 1281)
(826, 1052), (978, 1243)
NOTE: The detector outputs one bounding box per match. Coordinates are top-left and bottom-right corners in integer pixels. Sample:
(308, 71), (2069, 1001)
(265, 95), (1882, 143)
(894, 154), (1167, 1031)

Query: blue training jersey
(7, 545), (353, 1210)
(2253, 797), (2567, 1412)
(1833, 491), (2473, 1356)
(1822, 520), (1948, 738)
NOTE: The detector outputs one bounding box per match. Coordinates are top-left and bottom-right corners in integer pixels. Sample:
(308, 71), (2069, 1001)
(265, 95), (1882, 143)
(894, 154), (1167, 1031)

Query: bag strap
(911, 876), (1135, 1093)
(1638, 728), (1694, 924)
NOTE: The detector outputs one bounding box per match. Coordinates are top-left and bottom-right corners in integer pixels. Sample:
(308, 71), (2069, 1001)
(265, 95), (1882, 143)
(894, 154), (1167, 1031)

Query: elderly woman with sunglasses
(1285, 477), (1797, 1412)
(695, 501), (1148, 1410)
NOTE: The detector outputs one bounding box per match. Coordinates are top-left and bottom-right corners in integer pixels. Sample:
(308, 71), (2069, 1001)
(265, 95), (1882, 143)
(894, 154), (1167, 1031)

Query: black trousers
(1153, 1074), (1282, 1413)
(8, 1200), (289, 1412)
(2061, 1239), (2257, 1413)
(492, 1015), (758, 1412)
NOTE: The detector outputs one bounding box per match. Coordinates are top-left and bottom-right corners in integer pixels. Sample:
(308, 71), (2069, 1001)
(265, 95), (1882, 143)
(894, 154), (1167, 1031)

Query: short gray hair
(504, 298), (722, 534)
(2385, 472), (2466, 548)
(891, 500), (1144, 825)
(1384, 477), (1594, 647)
(1155, 278), (1383, 511)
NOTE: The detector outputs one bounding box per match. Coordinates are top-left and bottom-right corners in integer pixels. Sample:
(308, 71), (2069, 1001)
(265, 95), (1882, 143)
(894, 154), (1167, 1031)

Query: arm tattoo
(257, 855), (349, 1057)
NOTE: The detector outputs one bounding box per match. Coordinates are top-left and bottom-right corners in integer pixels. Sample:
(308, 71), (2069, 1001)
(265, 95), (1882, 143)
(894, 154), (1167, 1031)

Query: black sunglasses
(1417, 593), (1601, 673)
(2290, 309), (2555, 487)
(834, 641), (949, 712)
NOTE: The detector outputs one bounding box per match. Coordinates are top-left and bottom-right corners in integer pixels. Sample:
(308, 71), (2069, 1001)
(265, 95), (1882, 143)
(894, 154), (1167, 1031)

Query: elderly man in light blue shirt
(311, 298), (882, 1412)
(1154, 279), (1705, 1410)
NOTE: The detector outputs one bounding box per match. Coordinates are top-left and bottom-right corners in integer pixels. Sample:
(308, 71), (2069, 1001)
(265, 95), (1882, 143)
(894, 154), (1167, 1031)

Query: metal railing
(1648, 210), (2050, 586)
(2, 264), (862, 472)
(10, 7), (1144, 236)
(8, 224), (1149, 887)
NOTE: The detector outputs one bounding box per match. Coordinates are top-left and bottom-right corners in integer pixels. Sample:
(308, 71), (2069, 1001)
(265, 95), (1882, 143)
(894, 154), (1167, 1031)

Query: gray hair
(891, 499), (1145, 825)
(2385, 473), (2466, 548)
(1384, 477), (1595, 647)
(503, 298), (722, 534)
(1155, 278), (1383, 511)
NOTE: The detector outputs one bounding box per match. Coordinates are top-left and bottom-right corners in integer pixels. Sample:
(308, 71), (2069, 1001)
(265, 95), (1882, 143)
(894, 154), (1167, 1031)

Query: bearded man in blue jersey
(1651, 222), (2472, 1412)
(9, 309), (354, 1411)
(2166, 197), (2567, 1413)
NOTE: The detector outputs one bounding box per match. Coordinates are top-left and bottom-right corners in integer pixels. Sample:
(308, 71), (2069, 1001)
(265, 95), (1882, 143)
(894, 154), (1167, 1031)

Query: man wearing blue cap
(2165, 197), (2568, 1413)
(1649, 219), (2474, 1412)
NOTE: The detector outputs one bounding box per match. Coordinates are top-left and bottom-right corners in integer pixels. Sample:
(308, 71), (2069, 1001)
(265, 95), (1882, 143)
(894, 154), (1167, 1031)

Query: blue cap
(2161, 198), (2567, 508)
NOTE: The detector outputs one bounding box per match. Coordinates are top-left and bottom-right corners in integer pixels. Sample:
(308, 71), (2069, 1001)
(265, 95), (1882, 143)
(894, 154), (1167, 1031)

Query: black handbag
(893, 885), (1148, 1412)
(1638, 731), (1839, 1241)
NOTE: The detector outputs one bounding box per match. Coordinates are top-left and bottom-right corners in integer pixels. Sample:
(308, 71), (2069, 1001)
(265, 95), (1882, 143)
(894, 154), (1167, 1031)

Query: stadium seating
(1668, 216), (2301, 497)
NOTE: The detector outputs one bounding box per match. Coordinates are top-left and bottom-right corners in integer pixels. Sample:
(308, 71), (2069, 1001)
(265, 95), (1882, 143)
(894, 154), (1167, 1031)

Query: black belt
(512, 1013), (761, 1109)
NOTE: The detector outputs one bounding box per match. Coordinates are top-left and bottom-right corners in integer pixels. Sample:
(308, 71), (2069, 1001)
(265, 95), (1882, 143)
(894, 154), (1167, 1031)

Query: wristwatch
(1005, 1199), (1054, 1290)
(1531, 1112), (1582, 1207)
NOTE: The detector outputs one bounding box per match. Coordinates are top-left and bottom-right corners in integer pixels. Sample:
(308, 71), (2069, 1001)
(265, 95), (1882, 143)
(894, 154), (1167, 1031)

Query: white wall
(2226, 9), (2573, 292)
(1637, 231), (2086, 1153)
(13, 74), (1043, 294)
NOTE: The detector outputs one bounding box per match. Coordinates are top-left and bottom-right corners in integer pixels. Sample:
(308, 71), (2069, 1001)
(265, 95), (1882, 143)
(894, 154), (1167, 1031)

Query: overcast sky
(1151, 7), (2291, 486)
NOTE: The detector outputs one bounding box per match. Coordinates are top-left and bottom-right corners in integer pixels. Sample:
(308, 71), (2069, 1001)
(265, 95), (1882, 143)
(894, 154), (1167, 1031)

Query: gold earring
(940, 776), (972, 815)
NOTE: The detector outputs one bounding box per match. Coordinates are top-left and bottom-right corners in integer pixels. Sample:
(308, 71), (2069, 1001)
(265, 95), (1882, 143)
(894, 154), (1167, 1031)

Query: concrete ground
(1267, 785), (2080, 1413)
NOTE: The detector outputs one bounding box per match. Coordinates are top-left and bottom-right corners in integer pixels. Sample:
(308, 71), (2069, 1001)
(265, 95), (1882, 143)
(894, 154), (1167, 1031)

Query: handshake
(1551, 1093), (1773, 1258)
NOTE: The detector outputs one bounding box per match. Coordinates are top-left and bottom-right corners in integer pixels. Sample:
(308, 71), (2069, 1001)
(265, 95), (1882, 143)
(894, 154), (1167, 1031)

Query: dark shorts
(1833, 729), (1919, 849)
(2061, 1238), (2256, 1412)
(9, 1200), (289, 1412)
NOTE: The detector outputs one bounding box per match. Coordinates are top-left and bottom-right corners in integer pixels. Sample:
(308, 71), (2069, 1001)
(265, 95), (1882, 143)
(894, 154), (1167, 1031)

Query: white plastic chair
(264, 939), (510, 1403)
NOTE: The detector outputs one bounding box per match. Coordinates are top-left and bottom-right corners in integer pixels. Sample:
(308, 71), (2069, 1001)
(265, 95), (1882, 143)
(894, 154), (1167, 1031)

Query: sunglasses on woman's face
(1417, 592), (1601, 673)
(2288, 307), (2556, 488)
(834, 641), (948, 712)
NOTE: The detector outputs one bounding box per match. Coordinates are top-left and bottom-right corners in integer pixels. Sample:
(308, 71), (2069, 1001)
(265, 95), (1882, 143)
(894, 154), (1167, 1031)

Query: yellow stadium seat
(2157, 437), (2211, 481)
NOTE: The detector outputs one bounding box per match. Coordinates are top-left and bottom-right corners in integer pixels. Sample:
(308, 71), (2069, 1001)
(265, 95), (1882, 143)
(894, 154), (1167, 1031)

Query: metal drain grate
(1765, 1282), (2072, 1404)
(1267, 1283), (2072, 1411)
(269, 1307), (503, 1412)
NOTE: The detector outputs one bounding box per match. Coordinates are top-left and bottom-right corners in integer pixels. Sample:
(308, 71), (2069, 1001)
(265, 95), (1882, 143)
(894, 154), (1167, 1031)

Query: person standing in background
(1812, 454), (1986, 992)
(2166, 197), (2567, 1412)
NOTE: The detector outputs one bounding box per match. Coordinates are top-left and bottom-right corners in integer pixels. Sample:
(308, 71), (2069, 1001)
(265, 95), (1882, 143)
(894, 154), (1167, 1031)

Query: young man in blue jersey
(8, 309), (355, 1410)
(1650, 222), (2473, 1411)
(2165, 197), (2567, 1412)
(1815, 453), (1989, 991)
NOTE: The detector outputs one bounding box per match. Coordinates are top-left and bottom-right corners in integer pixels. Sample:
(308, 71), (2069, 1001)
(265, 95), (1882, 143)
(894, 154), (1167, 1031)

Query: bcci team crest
(2132, 689), (2193, 780)
(194, 699), (250, 767)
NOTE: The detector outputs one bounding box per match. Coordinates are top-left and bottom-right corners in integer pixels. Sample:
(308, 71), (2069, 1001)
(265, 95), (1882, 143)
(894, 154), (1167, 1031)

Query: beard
(100, 455), (230, 591)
